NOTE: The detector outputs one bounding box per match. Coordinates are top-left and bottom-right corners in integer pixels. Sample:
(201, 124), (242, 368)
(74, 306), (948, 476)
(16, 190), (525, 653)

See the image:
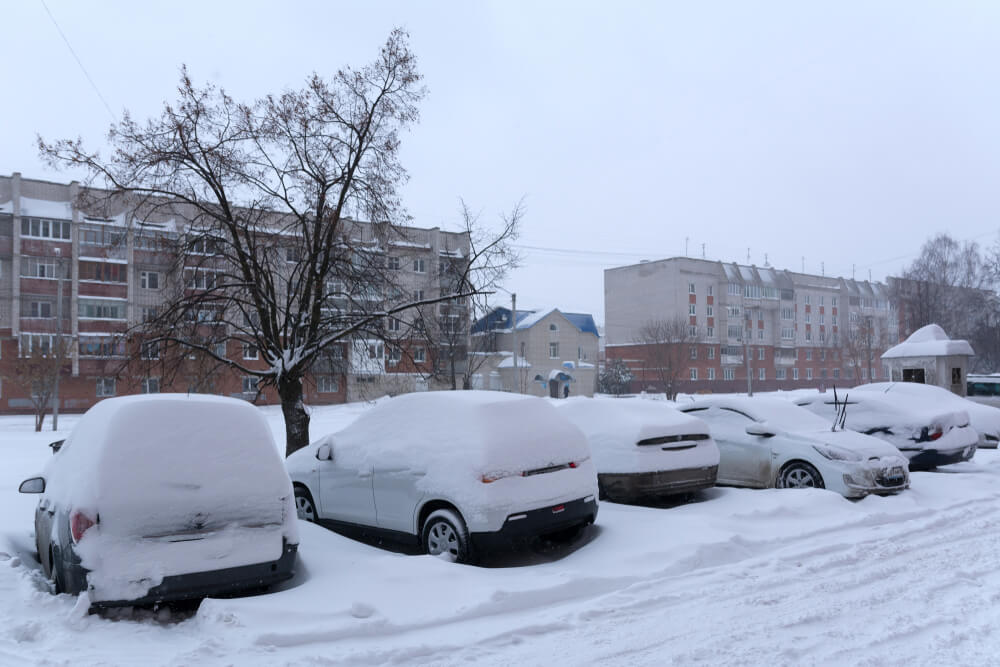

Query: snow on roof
(723, 263), (742, 282)
(738, 265), (756, 282)
(881, 324), (974, 359)
(0, 199), (12, 214)
(496, 355), (531, 368)
(19, 197), (73, 220)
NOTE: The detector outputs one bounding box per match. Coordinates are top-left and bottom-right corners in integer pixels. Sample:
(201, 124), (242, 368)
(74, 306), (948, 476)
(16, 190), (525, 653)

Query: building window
(80, 261), (127, 283)
(285, 246), (301, 263)
(387, 256), (400, 270)
(776, 368), (787, 380)
(804, 295), (811, 305)
(140, 341), (159, 360)
(387, 346), (402, 365)
(832, 297), (838, 307)
(706, 326), (714, 338)
(821, 369), (828, 380)
(688, 283), (696, 294)
(805, 349), (812, 361)
(387, 317), (401, 332)
(793, 368), (800, 381)
(368, 341), (384, 359)
(142, 306), (158, 323)
(805, 331), (812, 342)
(142, 377), (160, 394)
(80, 299), (126, 320)
(413, 258), (426, 273)
(758, 348), (765, 361)
(759, 368), (766, 381)
(861, 367), (868, 380)
(413, 289), (425, 301)
(806, 368), (814, 380)
(28, 301), (53, 318)
(706, 305), (713, 317)
(241, 376), (258, 394)
(689, 304), (696, 315)
(690, 368), (698, 380)
(21, 217), (72, 240)
(690, 346), (698, 360)
(688, 325), (698, 337)
(96, 377), (116, 398)
(140, 271), (160, 289)
(804, 313), (811, 324)
(79, 336), (125, 358)
(549, 323), (559, 331)
(833, 368), (841, 379)
(317, 375), (339, 393)
(708, 367), (716, 380)
(724, 367), (735, 381)
(727, 325), (742, 339)
(242, 343), (258, 360)
(549, 342), (559, 359)
(758, 329), (764, 340)
(707, 346), (716, 360)
(414, 346), (426, 363)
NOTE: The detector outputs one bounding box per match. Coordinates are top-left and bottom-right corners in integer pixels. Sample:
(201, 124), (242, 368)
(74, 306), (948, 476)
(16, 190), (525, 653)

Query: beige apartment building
(470, 307), (600, 397)
(605, 257), (899, 394)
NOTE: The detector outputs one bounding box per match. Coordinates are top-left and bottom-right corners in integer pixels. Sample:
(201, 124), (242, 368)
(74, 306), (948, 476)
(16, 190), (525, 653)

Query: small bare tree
(635, 318), (699, 400)
(841, 316), (888, 383)
(3, 339), (71, 432)
(40, 30), (516, 456)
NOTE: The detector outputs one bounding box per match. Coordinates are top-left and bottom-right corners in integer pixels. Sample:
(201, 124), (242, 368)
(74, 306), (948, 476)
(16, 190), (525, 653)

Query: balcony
(721, 354), (744, 366)
(775, 356), (796, 366)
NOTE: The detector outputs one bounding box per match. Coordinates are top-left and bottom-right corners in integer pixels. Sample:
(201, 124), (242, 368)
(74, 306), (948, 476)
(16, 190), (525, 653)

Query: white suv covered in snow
(285, 391), (599, 563)
(18, 394), (299, 607)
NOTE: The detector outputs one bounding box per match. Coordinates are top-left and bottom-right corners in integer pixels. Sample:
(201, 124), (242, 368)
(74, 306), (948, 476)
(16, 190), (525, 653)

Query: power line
(39, 0), (116, 122)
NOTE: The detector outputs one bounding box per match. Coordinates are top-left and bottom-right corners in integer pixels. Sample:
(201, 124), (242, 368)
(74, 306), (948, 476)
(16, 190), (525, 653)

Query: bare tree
(422, 200), (522, 390)
(841, 315), (888, 383)
(3, 339), (71, 432)
(40, 30), (513, 456)
(635, 318), (699, 400)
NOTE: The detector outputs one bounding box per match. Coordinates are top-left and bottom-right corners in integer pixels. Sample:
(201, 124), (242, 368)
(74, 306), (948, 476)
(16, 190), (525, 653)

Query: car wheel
(294, 486), (317, 523)
(50, 547), (65, 594)
(421, 509), (472, 564)
(778, 461), (825, 489)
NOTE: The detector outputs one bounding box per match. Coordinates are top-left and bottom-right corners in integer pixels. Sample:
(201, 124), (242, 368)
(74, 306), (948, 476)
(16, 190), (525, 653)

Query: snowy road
(2, 405), (999, 666)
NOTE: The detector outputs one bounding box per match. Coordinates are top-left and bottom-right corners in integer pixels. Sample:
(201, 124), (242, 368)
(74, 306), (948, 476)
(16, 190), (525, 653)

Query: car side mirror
(19, 477), (45, 494)
(315, 443), (333, 461)
(49, 439), (65, 454)
(745, 423), (775, 438)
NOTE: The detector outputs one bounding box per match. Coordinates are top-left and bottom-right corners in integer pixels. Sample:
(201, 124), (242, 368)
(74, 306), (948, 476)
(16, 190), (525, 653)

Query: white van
(285, 391), (598, 563)
(19, 394), (299, 606)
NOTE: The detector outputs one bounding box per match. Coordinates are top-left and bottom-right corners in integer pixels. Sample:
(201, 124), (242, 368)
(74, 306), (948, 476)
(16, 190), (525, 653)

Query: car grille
(876, 466), (907, 487)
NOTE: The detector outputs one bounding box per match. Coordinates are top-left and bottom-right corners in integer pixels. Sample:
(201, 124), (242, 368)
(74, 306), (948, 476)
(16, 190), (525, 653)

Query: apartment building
(605, 257), (899, 394)
(0, 173), (470, 413)
(470, 307), (600, 397)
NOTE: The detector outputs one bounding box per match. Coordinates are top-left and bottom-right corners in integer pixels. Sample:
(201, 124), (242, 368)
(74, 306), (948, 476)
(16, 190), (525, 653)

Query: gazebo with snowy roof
(881, 324), (975, 396)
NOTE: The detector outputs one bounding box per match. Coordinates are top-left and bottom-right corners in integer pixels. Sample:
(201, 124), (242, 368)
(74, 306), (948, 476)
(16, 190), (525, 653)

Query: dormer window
(549, 323), (558, 332)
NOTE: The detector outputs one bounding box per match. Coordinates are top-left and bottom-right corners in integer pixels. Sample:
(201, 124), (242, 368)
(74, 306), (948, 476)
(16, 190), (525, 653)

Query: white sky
(3, 1), (1000, 324)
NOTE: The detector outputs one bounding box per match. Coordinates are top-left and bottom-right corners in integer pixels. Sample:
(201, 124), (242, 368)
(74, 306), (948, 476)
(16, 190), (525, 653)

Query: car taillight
(569, 461), (579, 468)
(70, 511), (95, 543)
(481, 473), (504, 484)
(929, 425), (943, 441)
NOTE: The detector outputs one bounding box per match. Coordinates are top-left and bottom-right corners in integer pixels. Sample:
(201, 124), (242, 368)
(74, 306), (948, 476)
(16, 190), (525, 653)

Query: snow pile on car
(557, 398), (719, 474)
(320, 391), (596, 520)
(45, 394), (297, 601)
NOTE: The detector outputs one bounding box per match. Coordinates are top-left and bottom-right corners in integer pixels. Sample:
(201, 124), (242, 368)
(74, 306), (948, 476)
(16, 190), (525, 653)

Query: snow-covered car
(678, 397), (910, 498)
(794, 391), (977, 469)
(286, 391), (598, 563)
(556, 398), (719, 502)
(18, 395), (299, 607)
(855, 382), (1000, 450)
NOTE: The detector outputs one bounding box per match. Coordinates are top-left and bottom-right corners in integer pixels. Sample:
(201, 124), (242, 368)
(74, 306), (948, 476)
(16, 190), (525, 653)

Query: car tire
(294, 486), (317, 523)
(50, 546), (65, 595)
(777, 461), (825, 489)
(421, 509), (472, 564)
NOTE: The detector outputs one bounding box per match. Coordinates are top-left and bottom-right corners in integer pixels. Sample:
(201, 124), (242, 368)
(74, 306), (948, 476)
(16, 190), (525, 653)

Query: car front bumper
(902, 443), (977, 470)
(598, 466), (718, 502)
(470, 496), (598, 552)
(839, 461), (910, 498)
(90, 540), (298, 608)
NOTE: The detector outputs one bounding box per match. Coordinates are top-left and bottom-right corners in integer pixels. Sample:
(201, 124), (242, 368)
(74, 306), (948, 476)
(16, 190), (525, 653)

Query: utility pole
(52, 248), (65, 431)
(510, 292), (518, 394)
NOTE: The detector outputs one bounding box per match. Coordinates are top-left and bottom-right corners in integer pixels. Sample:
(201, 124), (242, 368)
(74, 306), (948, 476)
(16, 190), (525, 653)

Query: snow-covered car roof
(679, 396), (833, 432)
(322, 391), (590, 477)
(854, 382), (1000, 437)
(558, 398), (709, 446)
(794, 391), (969, 432)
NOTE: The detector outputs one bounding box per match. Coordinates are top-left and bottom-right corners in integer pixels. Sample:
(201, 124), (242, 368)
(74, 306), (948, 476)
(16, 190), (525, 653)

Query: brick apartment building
(0, 173), (470, 414)
(605, 257), (900, 394)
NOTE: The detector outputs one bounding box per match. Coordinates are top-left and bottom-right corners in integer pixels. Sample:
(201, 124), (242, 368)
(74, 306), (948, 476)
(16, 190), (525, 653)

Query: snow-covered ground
(2, 400), (1000, 666)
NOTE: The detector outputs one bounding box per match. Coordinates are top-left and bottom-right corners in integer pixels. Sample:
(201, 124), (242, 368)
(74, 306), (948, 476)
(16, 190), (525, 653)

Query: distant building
(0, 172), (469, 413)
(881, 324), (974, 395)
(604, 256), (900, 394)
(470, 307), (600, 397)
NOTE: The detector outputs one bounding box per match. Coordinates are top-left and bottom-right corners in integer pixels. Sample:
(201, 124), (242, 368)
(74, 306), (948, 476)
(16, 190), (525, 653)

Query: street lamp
(52, 247), (67, 431)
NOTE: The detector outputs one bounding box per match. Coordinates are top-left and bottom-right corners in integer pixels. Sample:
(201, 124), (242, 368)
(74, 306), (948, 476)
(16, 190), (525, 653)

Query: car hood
(787, 428), (906, 460)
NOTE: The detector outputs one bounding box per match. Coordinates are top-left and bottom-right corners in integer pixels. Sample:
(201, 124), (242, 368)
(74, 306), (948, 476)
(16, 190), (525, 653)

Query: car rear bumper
(470, 496), (598, 552)
(903, 444), (977, 470)
(90, 540), (298, 608)
(599, 466), (718, 502)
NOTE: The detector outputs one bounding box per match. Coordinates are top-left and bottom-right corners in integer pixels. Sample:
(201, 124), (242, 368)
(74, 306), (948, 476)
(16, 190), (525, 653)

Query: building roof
(881, 324), (975, 359)
(471, 307), (600, 337)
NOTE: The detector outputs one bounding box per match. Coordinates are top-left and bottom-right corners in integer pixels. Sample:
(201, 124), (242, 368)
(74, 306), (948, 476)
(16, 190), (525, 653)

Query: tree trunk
(278, 374), (311, 458)
(449, 352), (457, 390)
(35, 411), (43, 432)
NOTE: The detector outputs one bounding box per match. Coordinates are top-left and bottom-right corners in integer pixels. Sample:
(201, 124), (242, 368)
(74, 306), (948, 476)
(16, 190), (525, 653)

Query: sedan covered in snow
(18, 394), (299, 607)
(286, 391), (599, 563)
(557, 398), (719, 502)
(794, 391), (978, 469)
(678, 397), (910, 498)
(855, 382), (1000, 450)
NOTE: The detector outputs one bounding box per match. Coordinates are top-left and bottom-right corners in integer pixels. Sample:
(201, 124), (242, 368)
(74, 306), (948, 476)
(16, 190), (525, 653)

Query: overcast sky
(3, 1), (999, 324)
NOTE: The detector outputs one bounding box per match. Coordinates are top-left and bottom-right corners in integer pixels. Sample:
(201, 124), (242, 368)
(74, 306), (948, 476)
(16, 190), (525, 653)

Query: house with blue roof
(470, 306), (600, 397)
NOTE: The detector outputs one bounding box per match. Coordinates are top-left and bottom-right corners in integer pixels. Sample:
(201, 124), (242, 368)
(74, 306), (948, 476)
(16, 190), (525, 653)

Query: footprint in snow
(0, 552), (10, 561)
(350, 602), (376, 619)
